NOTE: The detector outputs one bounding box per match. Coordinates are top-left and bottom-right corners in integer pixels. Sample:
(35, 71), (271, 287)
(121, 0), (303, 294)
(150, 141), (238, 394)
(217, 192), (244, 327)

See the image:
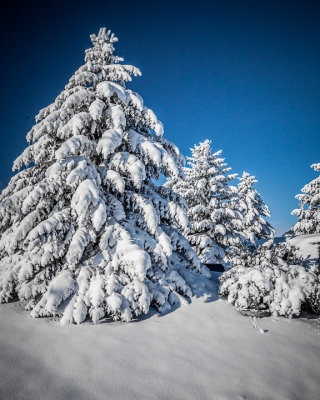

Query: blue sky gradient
(0, 0), (319, 235)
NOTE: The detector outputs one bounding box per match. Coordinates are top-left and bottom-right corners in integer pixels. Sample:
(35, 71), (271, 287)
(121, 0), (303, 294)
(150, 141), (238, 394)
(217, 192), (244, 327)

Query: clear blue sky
(0, 0), (319, 235)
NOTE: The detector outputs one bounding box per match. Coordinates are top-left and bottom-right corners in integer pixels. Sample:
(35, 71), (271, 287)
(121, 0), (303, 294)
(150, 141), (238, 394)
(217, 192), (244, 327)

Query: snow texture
(0, 277), (320, 400)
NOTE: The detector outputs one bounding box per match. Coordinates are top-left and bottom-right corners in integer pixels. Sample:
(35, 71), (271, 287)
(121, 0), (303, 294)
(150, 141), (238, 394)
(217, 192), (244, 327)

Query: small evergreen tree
(166, 139), (244, 268)
(219, 240), (320, 317)
(237, 171), (274, 247)
(292, 163), (320, 235)
(0, 28), (209, 324)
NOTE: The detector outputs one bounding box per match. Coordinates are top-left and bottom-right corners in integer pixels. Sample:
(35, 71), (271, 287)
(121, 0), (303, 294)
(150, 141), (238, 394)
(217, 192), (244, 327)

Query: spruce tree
(237, 171), (274, 247)
(166, 139), (244, 268)
(0, 28), (209, 324)
(292, 163), (320, 235)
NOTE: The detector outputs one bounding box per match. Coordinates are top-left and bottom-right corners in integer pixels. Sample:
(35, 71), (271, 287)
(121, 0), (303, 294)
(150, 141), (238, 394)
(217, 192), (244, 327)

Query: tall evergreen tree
(0, 28), (209, 324)
(237, 171), (274, 247)
(292, 163), (320, 235)
(166, 139), (244, 268)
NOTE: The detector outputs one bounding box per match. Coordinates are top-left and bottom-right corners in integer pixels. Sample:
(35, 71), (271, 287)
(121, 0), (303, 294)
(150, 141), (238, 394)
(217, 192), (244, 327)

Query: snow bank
(0, 275), (319, 400)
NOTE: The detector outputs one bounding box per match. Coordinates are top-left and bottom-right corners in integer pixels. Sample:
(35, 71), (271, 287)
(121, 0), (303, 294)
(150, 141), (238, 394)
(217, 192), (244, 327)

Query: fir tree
(237, 171), (274, 247)
(292, 163), (320, 235)
(0, 28), (209, 324)
(166, 139), (244, 268)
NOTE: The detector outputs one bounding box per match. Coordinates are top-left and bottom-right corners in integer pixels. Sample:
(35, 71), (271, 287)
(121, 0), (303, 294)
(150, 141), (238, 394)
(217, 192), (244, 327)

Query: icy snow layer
(1, 274), (320, 400)
(287, 233), (320, 265)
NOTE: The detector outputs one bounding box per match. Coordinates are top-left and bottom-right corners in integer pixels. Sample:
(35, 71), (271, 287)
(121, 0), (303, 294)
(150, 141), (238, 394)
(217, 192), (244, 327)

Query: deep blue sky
(0, 0), (319, 235)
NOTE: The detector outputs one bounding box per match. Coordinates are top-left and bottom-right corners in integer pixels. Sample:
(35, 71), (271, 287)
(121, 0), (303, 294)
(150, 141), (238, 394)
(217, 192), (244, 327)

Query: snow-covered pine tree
(219, 240), (320, 317)
(292, 163), (320, 235)
(166, 139), (244, 268)
(237, 172), (274, 247)
(0, 28), (209, 324)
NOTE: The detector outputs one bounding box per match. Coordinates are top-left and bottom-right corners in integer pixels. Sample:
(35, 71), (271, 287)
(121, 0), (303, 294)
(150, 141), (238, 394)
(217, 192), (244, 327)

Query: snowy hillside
(287, 233), (320, 266)
(1, 272), (320, 400)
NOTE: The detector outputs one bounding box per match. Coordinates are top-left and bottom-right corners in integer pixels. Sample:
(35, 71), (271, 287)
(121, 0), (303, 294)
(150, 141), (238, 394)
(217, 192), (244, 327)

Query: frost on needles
(0, 28), (209, 324)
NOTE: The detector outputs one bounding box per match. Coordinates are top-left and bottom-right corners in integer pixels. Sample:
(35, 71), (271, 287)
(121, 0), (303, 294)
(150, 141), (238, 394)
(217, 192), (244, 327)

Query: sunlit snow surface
(1, 271), (320, 400)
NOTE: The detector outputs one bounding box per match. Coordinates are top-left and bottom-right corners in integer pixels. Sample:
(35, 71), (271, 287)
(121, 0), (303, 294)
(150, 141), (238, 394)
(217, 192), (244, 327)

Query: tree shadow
(130, 271), (219, 323)
(299, 310), (320, 320)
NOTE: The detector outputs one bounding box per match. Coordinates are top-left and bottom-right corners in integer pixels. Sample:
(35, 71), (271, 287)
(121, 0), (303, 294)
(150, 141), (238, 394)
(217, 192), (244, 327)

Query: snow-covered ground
(1, 272), (320, 400)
